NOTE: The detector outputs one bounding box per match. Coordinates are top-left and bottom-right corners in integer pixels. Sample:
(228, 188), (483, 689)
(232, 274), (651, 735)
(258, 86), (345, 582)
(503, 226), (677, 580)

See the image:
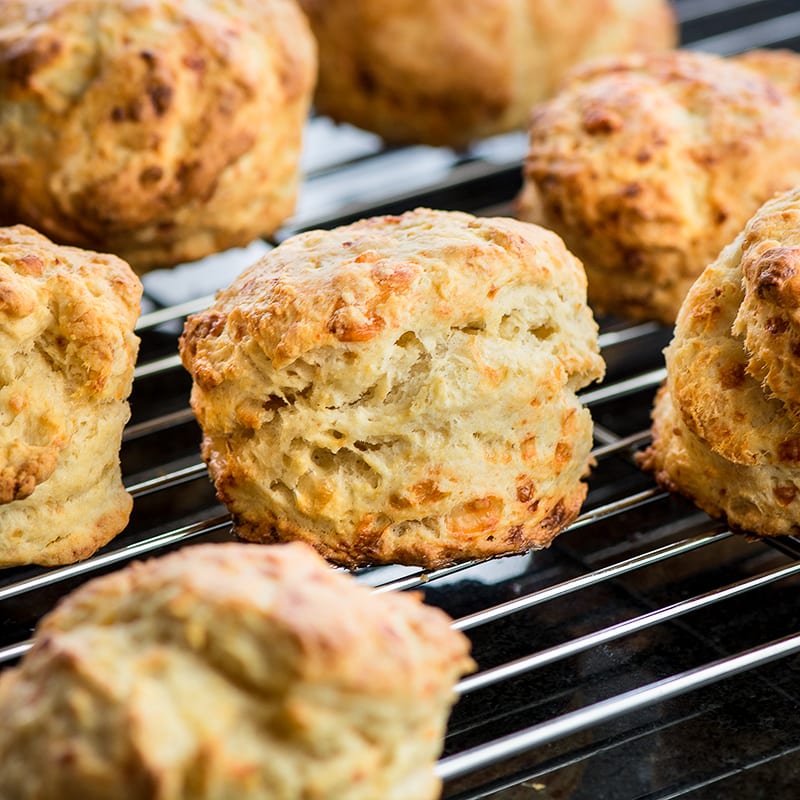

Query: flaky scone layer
(520, 49), (800, 324)
(0, 0), (316, 271)
(0, 225), (141, 566)
(0, 542), (474, 799)
(180, 209), (605, 568)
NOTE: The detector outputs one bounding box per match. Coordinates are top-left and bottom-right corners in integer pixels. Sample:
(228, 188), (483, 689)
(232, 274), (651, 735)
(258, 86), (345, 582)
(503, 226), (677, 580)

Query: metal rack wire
(2, 1), (800, 796)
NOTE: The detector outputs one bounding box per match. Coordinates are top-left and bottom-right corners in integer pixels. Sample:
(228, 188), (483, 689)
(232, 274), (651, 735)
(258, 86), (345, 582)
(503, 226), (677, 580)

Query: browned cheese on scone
(179, 209), (605, 569)
(0, 542), (474, 799)
(299, 0), (676, 148)
(0, 0), (316, 272)
(0, 225), (141, 566)
(640, 186), (800, 536)
(519, 49), (800, 324)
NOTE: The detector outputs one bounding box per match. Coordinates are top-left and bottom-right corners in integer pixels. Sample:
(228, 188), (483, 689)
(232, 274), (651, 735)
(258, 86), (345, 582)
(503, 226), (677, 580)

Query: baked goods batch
(0, 0), (316, 272)
(179, 208), (605, 568)
(6, 0), (800, 793)
(518, 49), (800, 324)
(640, 186), (800, 537)
(0, 542), (474, 799)
(0, 225), (141, 567)
(300, 0), (676, 147)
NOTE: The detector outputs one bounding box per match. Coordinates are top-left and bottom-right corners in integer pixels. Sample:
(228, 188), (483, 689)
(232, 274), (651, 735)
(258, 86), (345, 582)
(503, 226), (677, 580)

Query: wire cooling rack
(3, 2), (800, 796)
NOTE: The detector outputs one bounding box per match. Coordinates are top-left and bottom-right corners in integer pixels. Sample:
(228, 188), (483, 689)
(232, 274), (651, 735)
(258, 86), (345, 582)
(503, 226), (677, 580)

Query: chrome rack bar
(456, 557), (800, 694)
(581, 368), (666, 407)
(451, 529), (731, 633)
(437, 631), (800, 782)
(0, 516), (231, 605)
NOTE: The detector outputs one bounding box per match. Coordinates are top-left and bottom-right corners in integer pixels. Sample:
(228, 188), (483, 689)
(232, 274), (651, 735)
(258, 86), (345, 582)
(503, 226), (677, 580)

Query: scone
(0, 225), (141, 566)
(0, 0), (316, 272)
(0, 542), (474, 799)
(299, 0), (676, 148)
(519, 50), (800, 324)
(640, 186), (800, 536)
(180, 208), (605, 569)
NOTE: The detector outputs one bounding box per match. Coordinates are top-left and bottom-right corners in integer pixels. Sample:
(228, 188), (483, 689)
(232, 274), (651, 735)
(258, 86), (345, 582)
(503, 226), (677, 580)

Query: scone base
(640, 387), (800, 538)
(229, 483), (587, 570)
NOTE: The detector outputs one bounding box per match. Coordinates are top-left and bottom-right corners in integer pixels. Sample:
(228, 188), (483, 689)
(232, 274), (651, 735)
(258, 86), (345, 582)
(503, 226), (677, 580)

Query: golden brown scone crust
(180, 208), (605, 569)
(0, 0), (316, 272)
(640, 187), (800, 536)
(733, 190), (800, 419)
(733, 48), (800, 107)
(519, 50), (800, 324)
(0, 542), (474, 799)
(0, 225), (140, 566)
(299, 0), (676, 148)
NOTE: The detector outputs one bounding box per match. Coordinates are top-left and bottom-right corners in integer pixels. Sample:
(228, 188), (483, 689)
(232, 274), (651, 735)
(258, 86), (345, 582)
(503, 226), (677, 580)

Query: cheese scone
(180, 208), (604, 568)
(0, 0), (316, 271)
(520, 50), (800, 324)
(0, 225), (141, 566)
(0, 542), (474, 799)
(641, 186), (800, 535)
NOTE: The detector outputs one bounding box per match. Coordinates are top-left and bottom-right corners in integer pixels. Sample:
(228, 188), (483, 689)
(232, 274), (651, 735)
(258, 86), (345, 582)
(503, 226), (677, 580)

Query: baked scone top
(34, 541), (473, 692)
(0, 0), (316, 270)
(733, 187), (800, 414)
(301, 0), (676, 147)
(183, 208), (602, 379)
(521, 49), (800, 324)
(0, 224), (141, 394)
